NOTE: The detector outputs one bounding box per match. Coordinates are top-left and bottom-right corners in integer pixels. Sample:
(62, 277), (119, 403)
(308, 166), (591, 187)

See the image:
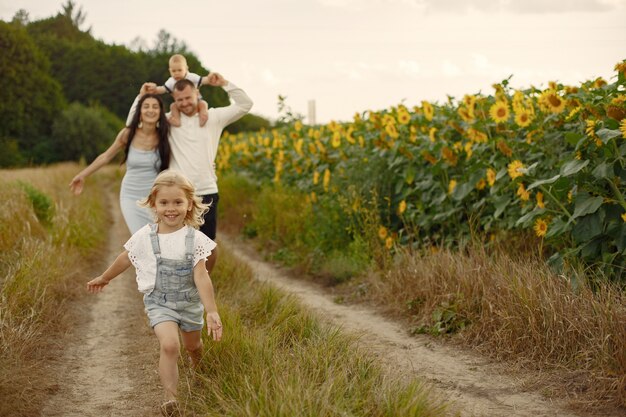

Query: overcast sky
(2, 0), (625, 123)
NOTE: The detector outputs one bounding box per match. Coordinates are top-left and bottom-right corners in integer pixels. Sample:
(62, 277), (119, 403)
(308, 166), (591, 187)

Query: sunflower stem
(539, 184), (573, 220)
(606, 177), (626, 211)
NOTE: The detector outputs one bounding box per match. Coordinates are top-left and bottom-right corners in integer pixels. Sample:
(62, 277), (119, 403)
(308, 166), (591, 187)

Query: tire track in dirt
(41, 191), (161, 417)
(219, 235), (593, 417)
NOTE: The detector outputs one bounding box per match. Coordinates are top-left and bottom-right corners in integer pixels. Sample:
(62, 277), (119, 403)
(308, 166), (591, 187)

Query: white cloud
(419, 0), (625, 14)
(442, 60), (462, 77)
(261, 69), (281, 86)
(398, 59), (422, 76)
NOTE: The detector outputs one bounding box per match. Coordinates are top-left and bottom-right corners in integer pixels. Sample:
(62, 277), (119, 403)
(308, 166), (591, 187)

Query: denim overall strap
(184, 226), (195, 263)
(149, 223), (161, 261)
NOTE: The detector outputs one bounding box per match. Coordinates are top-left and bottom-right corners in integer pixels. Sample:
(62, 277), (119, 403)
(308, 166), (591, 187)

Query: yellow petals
(422, 100), (434, 121)
(398, 200), (407, 215)
(536, 192), (545, 209)
(507, 160), (525, 179)
(323, 168), (331, 191)
(534, 218), (548, 237)
(516, 183), (530, 201)
(486, 168), (496, 186)
(489, 101), (510, 123)
(378, 226), (388, 240)
(448, 179), (457, 194)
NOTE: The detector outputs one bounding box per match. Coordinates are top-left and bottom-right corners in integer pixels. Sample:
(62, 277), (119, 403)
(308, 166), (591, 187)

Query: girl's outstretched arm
(87, 250), (132, 293)
(193, 262), (222, 341)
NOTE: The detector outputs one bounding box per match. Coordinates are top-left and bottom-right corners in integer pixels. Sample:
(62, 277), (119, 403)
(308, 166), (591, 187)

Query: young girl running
(86, 169), (223, 416)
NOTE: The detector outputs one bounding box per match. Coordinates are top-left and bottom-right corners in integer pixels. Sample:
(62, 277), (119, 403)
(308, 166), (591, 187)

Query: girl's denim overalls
(143, 224), (203, 331)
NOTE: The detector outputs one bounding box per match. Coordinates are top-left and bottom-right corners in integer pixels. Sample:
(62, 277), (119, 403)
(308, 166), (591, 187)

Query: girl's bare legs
(180, 330), (203, 367)
(154, 321), (181, 400)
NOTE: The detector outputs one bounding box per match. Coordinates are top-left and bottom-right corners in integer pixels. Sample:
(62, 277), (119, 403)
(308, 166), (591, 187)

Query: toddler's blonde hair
(139, 169), (209, 229)
(169, 54), (188, 67)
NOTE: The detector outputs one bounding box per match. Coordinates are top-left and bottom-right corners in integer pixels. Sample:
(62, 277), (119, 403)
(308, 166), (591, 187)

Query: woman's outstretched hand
(69, 175), (85, 195)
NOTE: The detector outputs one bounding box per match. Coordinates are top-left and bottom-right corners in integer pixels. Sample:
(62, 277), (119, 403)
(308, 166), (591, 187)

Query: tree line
(0, 1), (269, 167)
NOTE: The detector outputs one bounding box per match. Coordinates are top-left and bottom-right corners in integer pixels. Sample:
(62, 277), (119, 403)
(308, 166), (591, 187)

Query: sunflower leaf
(571, 195), (604, 221)
(560, 159), (589, 177)
(527, 174), (561, 191)
(596, 128), (621, 143)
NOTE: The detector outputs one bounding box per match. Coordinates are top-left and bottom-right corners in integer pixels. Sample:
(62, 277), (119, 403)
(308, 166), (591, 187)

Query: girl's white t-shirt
(124, 224), (216, 293)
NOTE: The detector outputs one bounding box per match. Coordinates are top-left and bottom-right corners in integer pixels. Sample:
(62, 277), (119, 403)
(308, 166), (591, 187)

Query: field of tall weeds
(0, 163), (109, 416)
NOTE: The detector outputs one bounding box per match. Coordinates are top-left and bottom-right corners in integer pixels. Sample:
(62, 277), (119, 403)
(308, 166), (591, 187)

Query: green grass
(181, 247), (450, 417)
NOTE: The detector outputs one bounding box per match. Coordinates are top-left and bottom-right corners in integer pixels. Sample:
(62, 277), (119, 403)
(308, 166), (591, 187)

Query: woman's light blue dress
(120, 146), (160, 234)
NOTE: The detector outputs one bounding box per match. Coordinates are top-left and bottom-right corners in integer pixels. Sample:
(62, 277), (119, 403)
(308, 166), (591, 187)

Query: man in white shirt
(131, 72), (253, 273)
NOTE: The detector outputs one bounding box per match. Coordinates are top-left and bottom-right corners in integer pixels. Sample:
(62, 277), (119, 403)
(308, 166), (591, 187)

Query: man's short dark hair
(173, 78), (195, 92)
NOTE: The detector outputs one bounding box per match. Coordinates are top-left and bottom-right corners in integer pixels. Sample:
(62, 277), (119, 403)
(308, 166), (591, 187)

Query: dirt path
(219, 236), (596, 417)
(42, 195), (161, 417)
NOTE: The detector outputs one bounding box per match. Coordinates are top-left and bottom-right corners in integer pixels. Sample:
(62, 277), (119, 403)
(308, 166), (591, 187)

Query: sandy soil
(41, 196), (161, 417)
(41, 191), (614, 417)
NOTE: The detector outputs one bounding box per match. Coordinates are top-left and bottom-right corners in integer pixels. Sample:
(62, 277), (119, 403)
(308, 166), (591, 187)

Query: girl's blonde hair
(139, 169), (209, 229)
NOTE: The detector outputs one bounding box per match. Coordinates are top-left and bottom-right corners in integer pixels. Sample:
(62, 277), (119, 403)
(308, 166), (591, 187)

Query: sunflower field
(218, 61), (626, 282)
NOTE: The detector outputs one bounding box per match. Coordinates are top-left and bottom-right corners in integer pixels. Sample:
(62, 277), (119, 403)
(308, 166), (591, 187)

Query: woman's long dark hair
(123, 93), (171, 171)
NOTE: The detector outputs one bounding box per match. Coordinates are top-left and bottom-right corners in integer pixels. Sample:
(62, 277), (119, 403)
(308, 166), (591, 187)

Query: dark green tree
(0, 20), (65, 164)
(51, 102), (122, 162)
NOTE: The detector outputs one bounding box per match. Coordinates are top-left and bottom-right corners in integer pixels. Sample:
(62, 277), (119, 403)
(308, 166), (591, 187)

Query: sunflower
(310, 191), (317, 203)
(442, 146), (458, 166)
(448, 179), (457, 194)
(593, 77), (607, 89)
(497, 140), (513, 157)
(385, 236), (394, 250)
(421, 150), (437, 165)
(429, 127), (437, 142)
(323, 168), (331, 191)
(458, 106), (474, 123)
(476, 178), (487, 190)
(464, 142), (473, 160)
(516, 183), (530, 201)
(331, 131), (341, 148)
(385, 123), (399, 139)
(294, 120), (302, 132)
(489, 101), (510, 123)
(540, 90), (566, 114)
(514, 108), (533, 127)
(507, 160), (525, 179)
(378, 226), (388, 240)
(622, 213), (626, 222)
(467, 128), (488, 143)
(615, 61), (626, 77)
(313, 170), (320, 185)
(534, 218), (548, 237)
(398, 200), (407, 215)
(620, 119), (626, 139)
(536, 192), (545, 208)
(397, 109), (411, 125)
(463, 94), (477, 109)
(422, 100), (434, 121)
(486, 168), (496, 186)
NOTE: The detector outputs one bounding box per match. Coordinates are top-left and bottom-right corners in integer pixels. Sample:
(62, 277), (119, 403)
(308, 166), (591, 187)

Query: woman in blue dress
(70, 93), (171, 234)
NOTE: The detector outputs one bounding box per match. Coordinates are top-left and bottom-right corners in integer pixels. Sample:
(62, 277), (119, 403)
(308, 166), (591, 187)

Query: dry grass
(361, 244), (626, 411)
(181, 246), (451, 417)
(0, 163), (109, 416)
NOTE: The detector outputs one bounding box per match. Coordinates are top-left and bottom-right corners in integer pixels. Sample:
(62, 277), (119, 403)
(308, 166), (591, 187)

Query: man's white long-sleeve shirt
(128, 82), (253, 195)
